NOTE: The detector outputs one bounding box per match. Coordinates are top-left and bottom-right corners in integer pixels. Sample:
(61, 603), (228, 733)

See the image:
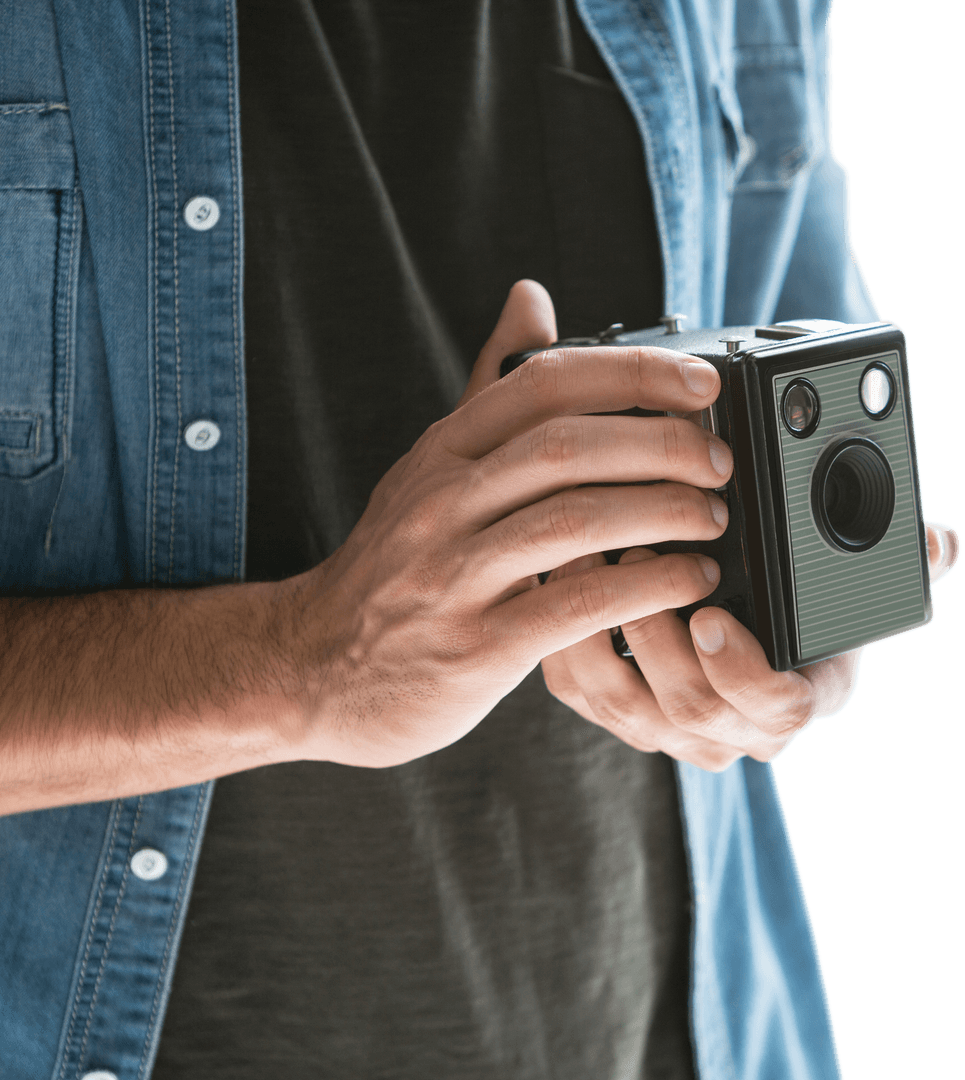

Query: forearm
(0, 578), (307, 815)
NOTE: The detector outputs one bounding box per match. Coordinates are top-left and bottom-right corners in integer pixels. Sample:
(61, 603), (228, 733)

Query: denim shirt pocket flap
(0, 104), (79, 481)
(732, 46), (821, 193)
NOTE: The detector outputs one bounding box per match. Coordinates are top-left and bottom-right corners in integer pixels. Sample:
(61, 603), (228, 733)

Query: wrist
(235, 575), (316, 766)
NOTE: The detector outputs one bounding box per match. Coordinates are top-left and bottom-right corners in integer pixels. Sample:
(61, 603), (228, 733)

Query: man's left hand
(541, 523), (957, 771)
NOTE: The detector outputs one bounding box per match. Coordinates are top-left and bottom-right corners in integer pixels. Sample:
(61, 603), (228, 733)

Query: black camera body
(500, 319), (931, 672)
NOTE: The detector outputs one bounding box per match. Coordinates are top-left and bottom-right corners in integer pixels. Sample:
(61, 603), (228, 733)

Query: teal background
(773, 7), (963, 1080)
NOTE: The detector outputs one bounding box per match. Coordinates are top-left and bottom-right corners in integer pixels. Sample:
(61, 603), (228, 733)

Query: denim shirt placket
(46, 0), (245, 1076)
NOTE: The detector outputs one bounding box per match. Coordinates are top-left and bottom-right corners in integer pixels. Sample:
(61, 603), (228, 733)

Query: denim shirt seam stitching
(146, 0), (162, 582)
(75, 798), (146, 1072)
(163, 0), (184, 586)
(136, 788), (210, 1079)
(45, 181), (82, 556)
(227, 0), (244, 582)
(0, 102), (69, 115)
(56, 802), (123, 1080)
(0, 413), (43, 458)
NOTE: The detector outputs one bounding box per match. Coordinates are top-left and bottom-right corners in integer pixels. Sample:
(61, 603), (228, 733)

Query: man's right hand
(0, 280), (732, 814)
(280, 280), (733, 767)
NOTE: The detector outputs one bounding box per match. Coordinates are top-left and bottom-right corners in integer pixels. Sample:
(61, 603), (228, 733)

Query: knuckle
(400, 494), (444, 547)
(619, 612), (665, 649)
(655, 553), (704, 602)
(566, 567), (610, 627)
(769, 680), (815, 735)
(546, 489), (590, 548)
(583, 689), (662, 752)
(664, 687), (726, 733)
(417, 417), (457, 467)
(517, 349), (567, 398)
(541, 664), (573, 701)
(661, 483), (697, 530)
(587, 691), (634, 725)
(694, 747), (743, 773)
(655, 418), (686, 469)
(532, 417), (582, 473)
(546, 680), (583, 710)
(807, 655), (856, 718)
(620, 347), (651, 393)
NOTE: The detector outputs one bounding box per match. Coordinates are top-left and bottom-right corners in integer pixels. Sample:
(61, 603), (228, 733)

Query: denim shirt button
(80, 1072), (119, 1080)
(183, 194), (220, 230)
(184, 419), (222, 451)
(130, 848), (169, 881)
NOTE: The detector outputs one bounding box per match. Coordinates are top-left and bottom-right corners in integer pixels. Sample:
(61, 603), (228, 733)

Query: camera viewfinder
(781, 379), (820, 438)
(859, 362), (897, 419)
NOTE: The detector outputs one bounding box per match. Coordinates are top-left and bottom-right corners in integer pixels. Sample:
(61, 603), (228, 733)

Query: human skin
(0, 281), (955, 813)
(490, 282), (958, 768)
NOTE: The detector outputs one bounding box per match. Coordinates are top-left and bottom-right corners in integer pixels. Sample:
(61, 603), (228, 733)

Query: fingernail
(709, 439), (733, 478)
(698, 556), (719, 584)
(684, 361), (717, 396)
(693, 617), (725, 653)
(707, 494), (728, 528)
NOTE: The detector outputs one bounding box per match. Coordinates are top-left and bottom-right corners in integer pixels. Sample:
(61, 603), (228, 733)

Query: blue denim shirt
(0, 1), (874, 1077)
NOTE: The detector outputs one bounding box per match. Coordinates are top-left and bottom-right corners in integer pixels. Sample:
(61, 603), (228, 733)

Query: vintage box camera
(501, 319), (931, 672)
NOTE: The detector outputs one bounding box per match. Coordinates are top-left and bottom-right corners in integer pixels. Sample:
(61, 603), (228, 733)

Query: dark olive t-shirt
(154, 2), (696, 1078)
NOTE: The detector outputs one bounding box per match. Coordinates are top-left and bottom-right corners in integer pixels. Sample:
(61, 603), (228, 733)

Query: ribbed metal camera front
(773, 349), (927, 664)
(812, 438), (896, 552)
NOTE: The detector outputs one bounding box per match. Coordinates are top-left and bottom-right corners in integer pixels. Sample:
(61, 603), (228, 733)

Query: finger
(925, 522), (959, 582)
(615, 559), (784, 758)
(541, 551), (743, 768)
(541, 556), (660, 750)
(543, 551), (609, 587)
(692, 608), (859, 733)
(795, 648), (861, 718)
(468, 482), (727, 592)
(489, 547), (720, 662)
(456, 414), (732, 528)
(444, 344), (721, 460)
(457, 280), (558, 408)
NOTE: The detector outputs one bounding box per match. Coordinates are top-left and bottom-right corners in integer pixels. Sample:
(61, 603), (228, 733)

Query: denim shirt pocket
(715, 79), (756, 194)
(0, 103), (80, 481)
(731, 46), (822, 194)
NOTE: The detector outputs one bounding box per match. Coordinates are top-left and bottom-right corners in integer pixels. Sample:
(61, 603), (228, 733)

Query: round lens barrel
(860, 363), (896, 419)
(781, 380), (820, 437)
(812, 438), (895, 552)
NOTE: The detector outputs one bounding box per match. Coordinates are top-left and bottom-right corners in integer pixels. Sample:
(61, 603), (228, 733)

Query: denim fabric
(1, 1), (868, 1077)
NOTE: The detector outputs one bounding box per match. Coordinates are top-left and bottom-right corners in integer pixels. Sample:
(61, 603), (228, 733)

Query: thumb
(926, 522), (959, 583)
(458, 279), (558, 407)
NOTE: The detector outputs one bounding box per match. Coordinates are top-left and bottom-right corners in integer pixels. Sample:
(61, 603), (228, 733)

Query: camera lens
(812, 438), (895, 552)
(781, 380), (820, 437)
(859, 362), (896, 419)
